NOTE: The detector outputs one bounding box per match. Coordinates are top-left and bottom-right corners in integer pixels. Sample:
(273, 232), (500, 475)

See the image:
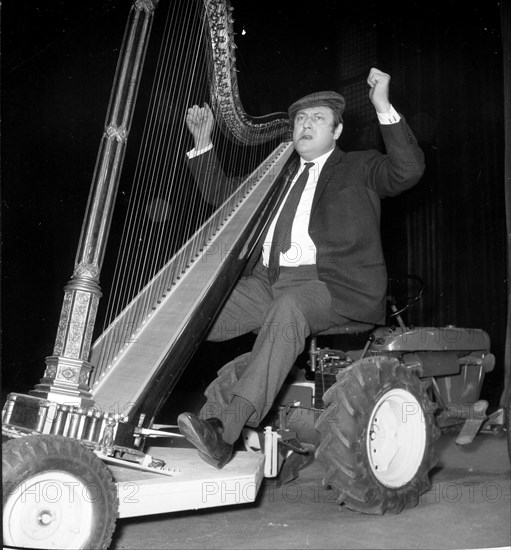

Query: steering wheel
(387, 274), (424, 319)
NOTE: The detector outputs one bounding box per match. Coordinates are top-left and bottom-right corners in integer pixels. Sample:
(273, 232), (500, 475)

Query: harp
(3, 1), (293, 455)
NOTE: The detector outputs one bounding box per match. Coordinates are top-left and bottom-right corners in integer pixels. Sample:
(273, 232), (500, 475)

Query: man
(178, 67), (425, 469)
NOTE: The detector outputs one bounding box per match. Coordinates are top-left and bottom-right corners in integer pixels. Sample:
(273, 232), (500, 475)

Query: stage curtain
(374, 4), (508, 408)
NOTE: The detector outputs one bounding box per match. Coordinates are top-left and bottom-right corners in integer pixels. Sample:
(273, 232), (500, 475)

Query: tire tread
(315, 357), (439, 515)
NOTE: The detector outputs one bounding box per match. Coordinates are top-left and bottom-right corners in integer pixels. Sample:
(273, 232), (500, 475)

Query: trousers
(201, 259), (350, 427)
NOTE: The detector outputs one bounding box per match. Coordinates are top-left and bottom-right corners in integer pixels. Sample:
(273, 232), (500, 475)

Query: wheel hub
(3, 470), (94, 549)
(367, 388), (427, 487)
(37, 509), (56, 526)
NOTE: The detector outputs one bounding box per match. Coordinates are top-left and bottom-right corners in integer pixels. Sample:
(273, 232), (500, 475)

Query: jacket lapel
(311, 147), (344, 214)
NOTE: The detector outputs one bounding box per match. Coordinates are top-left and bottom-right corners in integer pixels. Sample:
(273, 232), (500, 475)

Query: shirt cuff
(186, 143), (213, 158)
(377, 105), (401, 125)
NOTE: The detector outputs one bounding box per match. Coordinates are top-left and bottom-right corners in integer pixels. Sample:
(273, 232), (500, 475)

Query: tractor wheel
(315, 356), (439, 515)
(2, 434), (118, 549)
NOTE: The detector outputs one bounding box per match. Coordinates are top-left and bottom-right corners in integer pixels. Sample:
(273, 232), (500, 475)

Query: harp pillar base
(29, 355), (95, 408)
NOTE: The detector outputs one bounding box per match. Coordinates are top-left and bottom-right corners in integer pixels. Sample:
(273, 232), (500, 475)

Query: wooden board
(108, 447), (265, 518)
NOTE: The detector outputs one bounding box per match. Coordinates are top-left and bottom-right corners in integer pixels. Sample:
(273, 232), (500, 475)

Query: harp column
(30, 0), (158, 407)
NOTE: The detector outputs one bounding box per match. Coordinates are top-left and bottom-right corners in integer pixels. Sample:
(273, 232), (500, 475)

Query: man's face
(292, 106), (343, 160)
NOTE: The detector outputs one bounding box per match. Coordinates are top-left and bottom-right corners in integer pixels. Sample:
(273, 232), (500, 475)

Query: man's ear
(333, 123), (343, 140)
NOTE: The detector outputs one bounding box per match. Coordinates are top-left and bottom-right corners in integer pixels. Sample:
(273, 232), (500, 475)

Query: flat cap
(288, 91), (345, 123)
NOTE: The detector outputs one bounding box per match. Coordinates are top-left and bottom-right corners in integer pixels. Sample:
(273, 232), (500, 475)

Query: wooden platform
(108, 447), (265, 519)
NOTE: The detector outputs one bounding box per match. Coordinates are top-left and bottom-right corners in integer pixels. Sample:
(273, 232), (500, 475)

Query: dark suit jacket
(188, 116), (425, 325)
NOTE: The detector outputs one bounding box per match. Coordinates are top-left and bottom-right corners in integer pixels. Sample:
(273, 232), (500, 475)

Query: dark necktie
(268, 162), (314, 284)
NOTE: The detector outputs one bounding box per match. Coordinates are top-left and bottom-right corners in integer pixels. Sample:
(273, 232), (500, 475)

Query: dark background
(2, 1), (508, 414)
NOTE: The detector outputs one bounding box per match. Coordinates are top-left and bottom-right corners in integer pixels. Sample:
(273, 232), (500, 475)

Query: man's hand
(367, 68), (391, 114)
(185, 102), (214, 150)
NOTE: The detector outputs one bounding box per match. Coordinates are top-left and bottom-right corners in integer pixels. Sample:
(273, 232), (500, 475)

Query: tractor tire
(2, 434), (118, 549)
(315, 356), (439, 515)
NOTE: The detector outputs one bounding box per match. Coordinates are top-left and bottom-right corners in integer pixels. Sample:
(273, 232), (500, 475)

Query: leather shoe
(177, 412), (233, 469)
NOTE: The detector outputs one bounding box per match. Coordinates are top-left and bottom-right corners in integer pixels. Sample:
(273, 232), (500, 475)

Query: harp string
(98, 1), (207, 369)
(164, 2), (211, 282)
(134, 1), (203, 326)
(90, 0), (290, 385)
